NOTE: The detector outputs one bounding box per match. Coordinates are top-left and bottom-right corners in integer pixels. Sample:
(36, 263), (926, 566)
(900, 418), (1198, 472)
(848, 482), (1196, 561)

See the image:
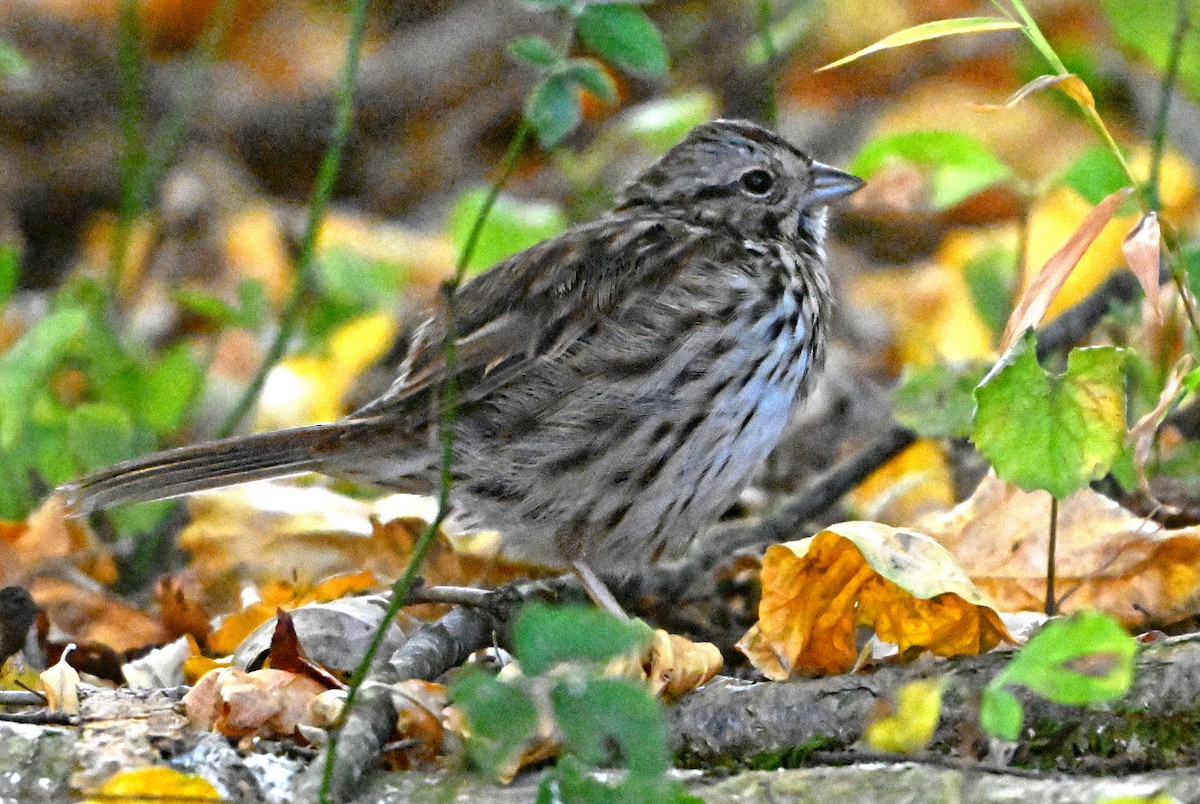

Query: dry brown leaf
(32, 576), (167, 654)
(917, 474), (1200, 626)
(606, 629), (722, 702)
(1002, 186), (1134, 352)
(385, 680), (450, 769)
(1130, 356), (1195, 498)
(1122, 211), (1163, 322)
(974, 74), (1092, 112)
(737, 522), (1011, 678)
(184, 666), (326, 739)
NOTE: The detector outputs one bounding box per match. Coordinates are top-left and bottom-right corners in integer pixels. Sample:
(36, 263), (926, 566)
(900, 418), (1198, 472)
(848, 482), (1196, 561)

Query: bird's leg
(571, 561), (628, 620)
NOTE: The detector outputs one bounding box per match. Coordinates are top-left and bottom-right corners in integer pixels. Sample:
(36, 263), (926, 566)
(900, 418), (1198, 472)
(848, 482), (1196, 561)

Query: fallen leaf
(864, 676), (947, 753)
(606, 629), (723, 702)
(738, 522), (1012, 677)
(184, 666), (326, 739)
(122, 635), (199, 690)
(84, 766), (220, 804)
(918, 474), (1200, 627)
(40, 643), (80, 714)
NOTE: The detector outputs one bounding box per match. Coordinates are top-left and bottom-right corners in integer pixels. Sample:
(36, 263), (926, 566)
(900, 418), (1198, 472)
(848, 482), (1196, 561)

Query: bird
(59, 119), (864, 615)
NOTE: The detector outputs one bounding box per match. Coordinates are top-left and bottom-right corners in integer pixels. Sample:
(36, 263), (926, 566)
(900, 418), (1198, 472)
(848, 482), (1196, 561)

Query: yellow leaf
(738, 523), (1011, 677)
(864, 677), (947, 753)
(818, 17), (1021, 71)
(847, 438), (956, 524)
(85, 767), (220, 804)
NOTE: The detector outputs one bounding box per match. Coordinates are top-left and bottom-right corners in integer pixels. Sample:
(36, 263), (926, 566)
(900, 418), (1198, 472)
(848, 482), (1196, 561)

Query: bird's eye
(740, 169), (775, 195)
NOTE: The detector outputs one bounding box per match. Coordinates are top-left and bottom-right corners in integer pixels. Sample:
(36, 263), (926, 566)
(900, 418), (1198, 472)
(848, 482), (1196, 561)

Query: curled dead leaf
(184, 666), (326, 739)
(1121, 211), (1163, 322)
(1001, 186), (1133, 352)
(737, 522), (1012, 678)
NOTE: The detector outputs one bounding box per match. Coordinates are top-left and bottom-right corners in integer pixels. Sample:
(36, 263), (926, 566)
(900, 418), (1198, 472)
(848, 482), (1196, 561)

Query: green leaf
(551, 677), (669, 775)
(512, 601), (650, 676)
(66, 403), (135, 473)
(509, 35), (561, 67)
(0, 306), (88, 449)
(526, 72), (582, 148)
(979, 685), (1024, 741)
(0, 38), (30, 77)
(849, 131), (1012, 209)
(1058, 147), (1129, 205)
(621, 91), (717, 152)
(316, 248), (406, 308)
(0, 242), (18, 308)
(577, 4), (668, 76)
(982, 610), (1136, 739)
(562, 58), (618, 103)
(963, 246), (1017, 336)
(894, 362), (987, 439)
(818, 16), (1021, 71)
(142, 344), (204, 435)
(973, 330), (1128, 499)
(452, 669), (538, 777)
(449, 189), (567, 274)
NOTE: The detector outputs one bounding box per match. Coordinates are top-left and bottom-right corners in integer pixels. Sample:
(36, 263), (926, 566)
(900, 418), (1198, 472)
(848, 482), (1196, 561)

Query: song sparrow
(60, 119), (863, 613)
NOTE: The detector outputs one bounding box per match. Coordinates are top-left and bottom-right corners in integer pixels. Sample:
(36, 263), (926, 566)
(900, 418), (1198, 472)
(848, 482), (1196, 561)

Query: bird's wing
(350, 212), (713, 422)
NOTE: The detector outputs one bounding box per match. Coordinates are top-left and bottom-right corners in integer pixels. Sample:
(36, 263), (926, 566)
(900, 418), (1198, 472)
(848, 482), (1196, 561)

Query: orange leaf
(738, 523), (1011, 677)
(1001, 186), (1134, 352)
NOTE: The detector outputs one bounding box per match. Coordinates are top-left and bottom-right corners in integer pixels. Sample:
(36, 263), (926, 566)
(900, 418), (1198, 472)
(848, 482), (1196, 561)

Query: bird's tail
(58, 419), (382, 514)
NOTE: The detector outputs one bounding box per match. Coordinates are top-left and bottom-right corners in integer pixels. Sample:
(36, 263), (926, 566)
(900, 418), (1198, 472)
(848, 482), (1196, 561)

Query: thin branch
(1045, 494), (1058, 616)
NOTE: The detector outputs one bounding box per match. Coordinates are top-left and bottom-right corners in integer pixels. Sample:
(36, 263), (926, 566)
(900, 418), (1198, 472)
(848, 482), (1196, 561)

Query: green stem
(1045, 494), (1058, 616)
(112, 0), (147, 300)
(1149, 0), (1189, 213)
(756, 0), (779, 127)
(1007, 0), (1147, 207)
(216, 0), (371, 439)
(316, 123), (531, 804)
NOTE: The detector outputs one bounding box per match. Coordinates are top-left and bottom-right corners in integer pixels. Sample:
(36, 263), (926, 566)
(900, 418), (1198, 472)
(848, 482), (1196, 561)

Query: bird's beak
(809, 162), (866, 204)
